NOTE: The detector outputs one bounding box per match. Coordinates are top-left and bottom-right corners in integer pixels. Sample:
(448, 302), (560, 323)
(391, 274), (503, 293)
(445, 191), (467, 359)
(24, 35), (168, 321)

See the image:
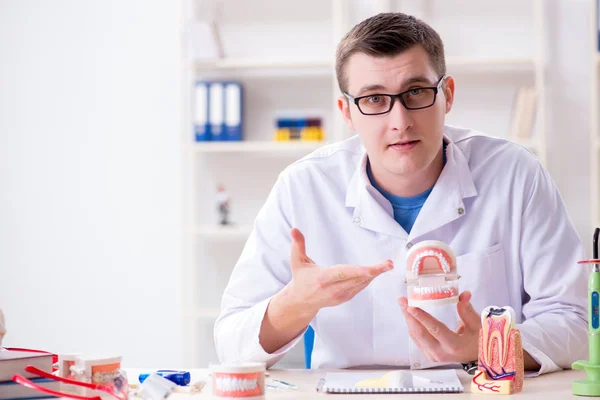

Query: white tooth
(215, 377), (259, 392)
(507, 307), (516, 330)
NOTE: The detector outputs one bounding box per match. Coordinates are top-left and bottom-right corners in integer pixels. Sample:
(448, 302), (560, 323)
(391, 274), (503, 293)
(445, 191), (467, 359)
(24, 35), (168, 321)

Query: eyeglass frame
(343, 75), (446, 116)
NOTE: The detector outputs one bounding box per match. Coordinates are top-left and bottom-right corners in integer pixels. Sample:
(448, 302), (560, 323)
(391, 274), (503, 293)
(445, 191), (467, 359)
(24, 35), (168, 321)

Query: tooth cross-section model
(405, 240), (459, 307)
(471, 306), (524, 395)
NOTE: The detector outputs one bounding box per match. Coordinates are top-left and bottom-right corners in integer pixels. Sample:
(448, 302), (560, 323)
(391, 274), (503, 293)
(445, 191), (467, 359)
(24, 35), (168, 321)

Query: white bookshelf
(592, 0), (600, 230)
(194, 56), (535, 72)
(180, 0), (343, 370)
(446, 56), (536, 72)
(194, 59), (334, 70)
(194, 224), (253, 239)
(180, 0), (550, 369)
(193, 141), (326, 154)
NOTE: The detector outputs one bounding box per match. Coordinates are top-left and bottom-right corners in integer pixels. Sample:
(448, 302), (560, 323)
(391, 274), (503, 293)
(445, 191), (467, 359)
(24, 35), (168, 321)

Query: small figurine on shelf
(216, 184), (230, 225)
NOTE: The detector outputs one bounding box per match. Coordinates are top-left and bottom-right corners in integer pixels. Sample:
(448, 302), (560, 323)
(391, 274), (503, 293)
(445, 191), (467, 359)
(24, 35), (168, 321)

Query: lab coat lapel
(345, 152), (406, 238)
(408, 138), (478, 240)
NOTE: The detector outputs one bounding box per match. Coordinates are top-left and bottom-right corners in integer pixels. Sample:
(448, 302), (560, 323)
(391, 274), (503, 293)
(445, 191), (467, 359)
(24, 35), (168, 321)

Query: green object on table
(573, 228), (600, 396)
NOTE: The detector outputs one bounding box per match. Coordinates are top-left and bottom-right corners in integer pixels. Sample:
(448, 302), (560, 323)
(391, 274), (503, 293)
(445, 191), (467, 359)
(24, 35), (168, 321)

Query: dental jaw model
(471, 306), (523, 395)
(406, 240), (459, 307)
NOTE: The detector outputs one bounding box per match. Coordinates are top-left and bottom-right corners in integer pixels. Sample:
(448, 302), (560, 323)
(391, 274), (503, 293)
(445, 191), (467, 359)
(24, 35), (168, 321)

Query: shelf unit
(193, 141), (326, 154)
(192, 56), (536, 72)
(194, 224), (253, 239)
(592, 0), (600, 230)
(180, 0), (550, 369)
(180, 0), (345, 369)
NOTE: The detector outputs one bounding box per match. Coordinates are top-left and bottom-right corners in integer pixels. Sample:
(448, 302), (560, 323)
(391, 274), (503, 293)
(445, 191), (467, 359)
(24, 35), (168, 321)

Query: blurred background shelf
(446, 56), (536, 73)
(194, 224), (252, 239)
(192, 141), (327, 153)
(194, 56), (535, 72)
(194, 58), (334, 70)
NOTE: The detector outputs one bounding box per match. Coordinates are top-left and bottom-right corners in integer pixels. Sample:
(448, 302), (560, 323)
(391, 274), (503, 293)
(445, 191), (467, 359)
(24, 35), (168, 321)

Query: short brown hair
(335, 12), (446, 94)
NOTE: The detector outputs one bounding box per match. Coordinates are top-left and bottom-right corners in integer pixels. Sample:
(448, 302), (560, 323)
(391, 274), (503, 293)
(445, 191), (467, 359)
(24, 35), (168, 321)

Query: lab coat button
(353, 217), (361, 224)
(413, 362), (421, 368)
(406, 242), (413, 249)
(457, 207), (465, 215)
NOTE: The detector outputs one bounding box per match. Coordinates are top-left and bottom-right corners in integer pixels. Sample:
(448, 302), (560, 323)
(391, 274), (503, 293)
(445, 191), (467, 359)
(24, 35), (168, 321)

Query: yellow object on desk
(354, 372), (391, 388)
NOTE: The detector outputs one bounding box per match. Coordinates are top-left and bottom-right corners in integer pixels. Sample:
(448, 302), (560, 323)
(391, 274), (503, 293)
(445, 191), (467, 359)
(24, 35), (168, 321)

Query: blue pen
(139, 370), (191, 386)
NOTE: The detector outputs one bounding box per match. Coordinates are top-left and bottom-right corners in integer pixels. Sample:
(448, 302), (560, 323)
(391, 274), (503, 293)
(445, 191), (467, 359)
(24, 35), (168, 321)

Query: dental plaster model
(405, 240), (459, 307)
(471, 306), (524, 395)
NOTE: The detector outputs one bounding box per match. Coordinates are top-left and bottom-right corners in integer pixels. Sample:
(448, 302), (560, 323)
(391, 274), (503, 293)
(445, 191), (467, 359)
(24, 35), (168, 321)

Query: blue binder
(194, 81), (211, 141)
(209, 82), (226, 141)
(224, 81), (243, 141)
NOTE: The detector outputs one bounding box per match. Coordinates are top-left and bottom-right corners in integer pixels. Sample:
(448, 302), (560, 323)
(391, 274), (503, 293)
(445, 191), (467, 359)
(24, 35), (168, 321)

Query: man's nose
(387, 97), (414, 131)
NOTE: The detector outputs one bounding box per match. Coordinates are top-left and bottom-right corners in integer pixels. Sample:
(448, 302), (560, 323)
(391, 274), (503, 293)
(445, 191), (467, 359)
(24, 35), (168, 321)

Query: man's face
(339, 45), (454, 179)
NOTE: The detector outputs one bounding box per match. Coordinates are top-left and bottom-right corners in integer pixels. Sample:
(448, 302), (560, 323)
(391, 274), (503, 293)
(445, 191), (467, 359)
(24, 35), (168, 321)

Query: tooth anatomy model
(405, 240), (459, 307)
(471, 306), (524, 395)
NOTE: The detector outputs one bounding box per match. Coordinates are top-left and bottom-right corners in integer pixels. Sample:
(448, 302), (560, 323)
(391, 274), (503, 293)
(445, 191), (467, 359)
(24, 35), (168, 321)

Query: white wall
(0, 0), (182, 367)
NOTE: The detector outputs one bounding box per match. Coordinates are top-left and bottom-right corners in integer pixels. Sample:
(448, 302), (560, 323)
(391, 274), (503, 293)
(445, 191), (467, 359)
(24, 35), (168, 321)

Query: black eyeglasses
(344, 75), (445, 116)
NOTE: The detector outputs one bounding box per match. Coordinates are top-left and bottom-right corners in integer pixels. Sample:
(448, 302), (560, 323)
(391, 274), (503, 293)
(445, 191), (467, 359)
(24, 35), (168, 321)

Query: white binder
(209, 82), (225, 141)
(194, 81), (210, 141)
(224, 82), (242, 141)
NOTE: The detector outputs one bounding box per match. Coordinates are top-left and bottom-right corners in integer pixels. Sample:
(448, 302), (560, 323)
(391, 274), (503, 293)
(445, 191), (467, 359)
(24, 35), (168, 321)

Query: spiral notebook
(323, 369), (464, 394)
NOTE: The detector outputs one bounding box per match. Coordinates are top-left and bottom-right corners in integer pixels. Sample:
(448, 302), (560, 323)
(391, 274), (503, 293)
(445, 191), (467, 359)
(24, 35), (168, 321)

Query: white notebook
(323, 369), (464, 394)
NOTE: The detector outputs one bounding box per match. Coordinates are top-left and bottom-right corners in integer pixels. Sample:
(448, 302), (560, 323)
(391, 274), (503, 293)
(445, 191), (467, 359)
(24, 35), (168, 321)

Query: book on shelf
(509, 86), (537, 142)
(0, 349), (54, 382)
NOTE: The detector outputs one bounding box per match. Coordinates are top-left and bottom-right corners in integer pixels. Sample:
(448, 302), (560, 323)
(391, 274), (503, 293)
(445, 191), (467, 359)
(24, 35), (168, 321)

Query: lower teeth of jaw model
(405, 240), (459, 307)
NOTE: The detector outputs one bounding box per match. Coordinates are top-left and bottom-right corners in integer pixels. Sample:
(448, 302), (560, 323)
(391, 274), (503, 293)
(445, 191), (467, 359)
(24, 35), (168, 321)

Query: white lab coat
(215, 125), (588, 374)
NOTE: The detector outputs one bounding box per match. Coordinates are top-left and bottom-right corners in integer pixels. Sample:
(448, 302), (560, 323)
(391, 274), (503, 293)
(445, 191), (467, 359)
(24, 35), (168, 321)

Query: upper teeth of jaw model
(405, 240), (460, 307)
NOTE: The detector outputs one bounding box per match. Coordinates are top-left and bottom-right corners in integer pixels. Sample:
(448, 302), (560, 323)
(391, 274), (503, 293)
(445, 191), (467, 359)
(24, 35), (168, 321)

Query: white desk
(124, 368), (591, 399)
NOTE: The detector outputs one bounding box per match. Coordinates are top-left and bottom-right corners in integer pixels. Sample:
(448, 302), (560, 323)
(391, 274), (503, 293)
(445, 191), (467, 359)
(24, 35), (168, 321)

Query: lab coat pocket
(456, 243), (510, 315)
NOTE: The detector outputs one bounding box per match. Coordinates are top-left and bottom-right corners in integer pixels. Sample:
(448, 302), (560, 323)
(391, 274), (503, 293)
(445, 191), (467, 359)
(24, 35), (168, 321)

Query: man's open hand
(287, 228), (394, 314)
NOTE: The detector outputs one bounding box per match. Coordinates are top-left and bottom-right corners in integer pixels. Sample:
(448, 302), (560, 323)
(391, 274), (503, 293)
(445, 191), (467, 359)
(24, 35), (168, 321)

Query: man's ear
(443, 75), (455, 114)
(338, 95), (355, 131)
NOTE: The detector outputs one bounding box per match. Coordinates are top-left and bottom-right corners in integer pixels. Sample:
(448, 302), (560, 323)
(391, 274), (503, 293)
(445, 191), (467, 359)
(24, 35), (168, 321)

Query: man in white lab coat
(215, 13), (587, 375)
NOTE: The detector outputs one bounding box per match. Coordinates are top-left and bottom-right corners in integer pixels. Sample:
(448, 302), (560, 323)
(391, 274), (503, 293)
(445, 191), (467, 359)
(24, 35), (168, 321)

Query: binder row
(194, 81), (243, 141)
